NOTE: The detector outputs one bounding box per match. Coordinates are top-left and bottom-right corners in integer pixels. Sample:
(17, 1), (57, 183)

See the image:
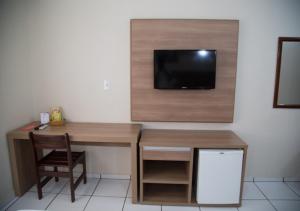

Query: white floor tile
(163, 205), (199, 211)
(286, 182), (300, 196)
(255, 182), (300, 199)
(124, 198), (160, 211)
(61, 178), (99, 196)
(7, 192), (56, 211)
(238, 200), (276, 211)
(200, 207), (237, 211)
(29, 178), (68, 194)
(47, 194), (90, 211)
(93, 179), (130, 197)
(84, 196), (124, 211)
(271, 200), (300, 211)
(242, 182), (265, 199)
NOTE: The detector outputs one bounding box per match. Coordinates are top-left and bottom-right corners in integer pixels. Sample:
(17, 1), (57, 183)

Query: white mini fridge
(197, 149), (243, 204)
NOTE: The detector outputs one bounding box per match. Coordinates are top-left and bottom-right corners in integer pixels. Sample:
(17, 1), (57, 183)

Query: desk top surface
(7, 122), (142, 144)
(140, 129), (247, 148)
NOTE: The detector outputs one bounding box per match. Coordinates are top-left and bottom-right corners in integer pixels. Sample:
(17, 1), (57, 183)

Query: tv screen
(154, 50), (216, 89)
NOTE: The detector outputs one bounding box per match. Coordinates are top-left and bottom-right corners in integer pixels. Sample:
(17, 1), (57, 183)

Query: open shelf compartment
(143, 160), (190, 184)
(143, 183), (189, 204)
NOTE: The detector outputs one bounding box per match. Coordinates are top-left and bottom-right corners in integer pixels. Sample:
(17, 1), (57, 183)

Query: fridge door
(197, 150), (243, 204)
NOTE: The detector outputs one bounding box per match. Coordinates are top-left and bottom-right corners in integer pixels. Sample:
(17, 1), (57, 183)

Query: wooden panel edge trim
(7, 137), (21, 196)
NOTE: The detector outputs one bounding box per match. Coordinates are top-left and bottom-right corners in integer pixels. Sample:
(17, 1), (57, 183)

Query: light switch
(104, 80), (110, 90)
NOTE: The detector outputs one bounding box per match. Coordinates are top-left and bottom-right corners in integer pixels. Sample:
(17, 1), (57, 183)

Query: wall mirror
(273, 37), (300, 108)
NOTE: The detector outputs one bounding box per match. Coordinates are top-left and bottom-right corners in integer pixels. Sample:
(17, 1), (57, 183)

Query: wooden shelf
(143, 184), (188, 204)
(143, 161), (189, 184)
(140, 146), (194, 204)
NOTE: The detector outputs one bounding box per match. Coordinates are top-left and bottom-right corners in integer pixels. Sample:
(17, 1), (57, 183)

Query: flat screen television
(154, 50), (217, 89)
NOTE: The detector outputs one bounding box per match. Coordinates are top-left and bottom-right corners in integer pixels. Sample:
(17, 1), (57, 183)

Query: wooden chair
(29, 132), (87, 202)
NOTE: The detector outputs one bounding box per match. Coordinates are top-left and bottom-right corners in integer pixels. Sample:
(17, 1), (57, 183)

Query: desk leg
(131, 142), (138, 203)
(7, 138), (37, 196)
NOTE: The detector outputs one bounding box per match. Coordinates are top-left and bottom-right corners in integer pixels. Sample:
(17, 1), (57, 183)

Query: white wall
(1, 0), (300, 206)
(0, 0), (35, 207)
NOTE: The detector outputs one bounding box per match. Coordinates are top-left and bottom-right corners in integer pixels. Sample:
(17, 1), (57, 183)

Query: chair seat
(38, 151), (84, 167)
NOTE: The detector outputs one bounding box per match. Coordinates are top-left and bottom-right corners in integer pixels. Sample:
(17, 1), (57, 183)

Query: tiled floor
(5, 180), (300, 211)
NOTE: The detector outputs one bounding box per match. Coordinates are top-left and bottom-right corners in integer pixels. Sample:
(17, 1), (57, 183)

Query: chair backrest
(29, 132), (72, 165)
(29, 132), (70, 149)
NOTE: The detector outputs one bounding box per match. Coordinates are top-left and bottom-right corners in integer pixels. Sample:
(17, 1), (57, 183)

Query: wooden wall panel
(131, 19), (239, 122)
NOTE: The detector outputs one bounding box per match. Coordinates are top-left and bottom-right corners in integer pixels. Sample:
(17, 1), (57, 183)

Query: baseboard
(73, 172), (101, 178)
(243, 176), (254, 182)
(254, 177), (284, 182)
(284, 177), (300, 182)
(73, 172), (130, 180)
(101, 173), (131, 180)
(0, 197), (18, 211)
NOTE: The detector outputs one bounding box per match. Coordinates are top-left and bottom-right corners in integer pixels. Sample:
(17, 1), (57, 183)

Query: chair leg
(83, 155), (87, 184)
(54, 166), (59, 182)
(35, 168), (43, 200)
(37, 183), (43, 199)
(69, 171), (75, 202)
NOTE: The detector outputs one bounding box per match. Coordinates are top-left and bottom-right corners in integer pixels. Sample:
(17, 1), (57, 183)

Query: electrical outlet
(104, 80), (110, 90)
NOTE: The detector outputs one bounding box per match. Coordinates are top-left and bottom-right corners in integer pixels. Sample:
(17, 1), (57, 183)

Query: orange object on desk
(20, 122), (39, 131)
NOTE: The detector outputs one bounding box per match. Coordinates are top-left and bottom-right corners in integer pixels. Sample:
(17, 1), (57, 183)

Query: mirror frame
(273, 37), (300, 109)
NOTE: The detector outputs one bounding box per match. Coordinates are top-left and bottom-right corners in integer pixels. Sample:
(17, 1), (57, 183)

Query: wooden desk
(7, 122), (142, 203)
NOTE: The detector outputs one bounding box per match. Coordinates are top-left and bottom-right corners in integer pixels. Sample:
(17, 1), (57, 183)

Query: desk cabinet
(140, 146), (193, 204)
(139, 129), (247, 207)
